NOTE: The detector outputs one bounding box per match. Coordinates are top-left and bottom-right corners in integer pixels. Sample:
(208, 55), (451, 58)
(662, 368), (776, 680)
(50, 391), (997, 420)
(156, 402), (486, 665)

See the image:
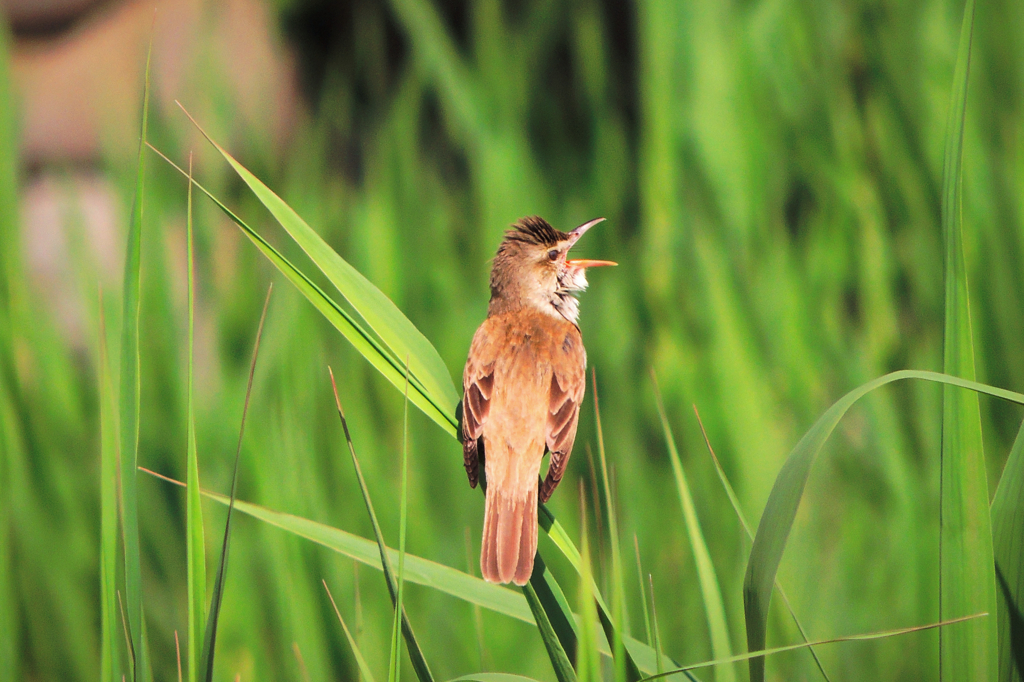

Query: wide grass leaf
(179, 106), (460, 429)
(148, 147), (456, 438)
(938, 0), (996, 679)
(139, 466), (675, 676)
(991, 417), (1024, 682)
(743, 370), (1024, 681)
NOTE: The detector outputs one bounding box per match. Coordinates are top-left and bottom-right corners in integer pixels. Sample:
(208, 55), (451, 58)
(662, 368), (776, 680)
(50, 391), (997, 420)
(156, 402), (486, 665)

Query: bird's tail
(481, 483), (538, 586)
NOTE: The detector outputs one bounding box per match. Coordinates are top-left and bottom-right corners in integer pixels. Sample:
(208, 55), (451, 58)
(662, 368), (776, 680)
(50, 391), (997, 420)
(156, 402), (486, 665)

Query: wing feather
(462, 323), (498, 488)
(540, 329), (585, 502)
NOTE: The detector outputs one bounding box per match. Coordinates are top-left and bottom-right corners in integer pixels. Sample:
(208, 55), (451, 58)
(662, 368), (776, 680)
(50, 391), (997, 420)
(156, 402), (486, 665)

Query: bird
(461, 216), (615, 585)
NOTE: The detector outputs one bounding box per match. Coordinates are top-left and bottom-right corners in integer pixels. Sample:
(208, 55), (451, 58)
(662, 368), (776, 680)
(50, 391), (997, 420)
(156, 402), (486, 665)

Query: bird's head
(488, 216), (616, 323)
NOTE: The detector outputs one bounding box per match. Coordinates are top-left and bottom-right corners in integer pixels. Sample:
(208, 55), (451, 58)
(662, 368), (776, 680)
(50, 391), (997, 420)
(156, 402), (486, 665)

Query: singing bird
(462, 216), (615, 585)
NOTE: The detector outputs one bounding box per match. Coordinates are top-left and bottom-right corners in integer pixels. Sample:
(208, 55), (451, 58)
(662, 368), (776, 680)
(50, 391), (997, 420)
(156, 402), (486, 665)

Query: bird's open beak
(566, 258), (617, 268)
(566, 217), (617, 267)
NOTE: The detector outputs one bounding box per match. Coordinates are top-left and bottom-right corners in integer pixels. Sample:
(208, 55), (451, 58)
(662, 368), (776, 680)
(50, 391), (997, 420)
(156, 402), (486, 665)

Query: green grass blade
(633, 536), (653, 649)
(178, 104), (459, 421)
(538, 505), (649, 675)
(575, 487), (601, 682)
(184, 158), (207, 682)
(646, 613), (987, 680)
(938, 1), (996, 679)
(329, 369), (435, 682)
(147, 145), (456, 437)
(991, 417), (1024, 682)
(448, 671), (544, 675)
(388, 368), (412, 682)
(324, 580), (378, 682)
(693, 406), (830, 681)
(743, 370), (1024, 681)
(529, 553), (579, 666)
(199, 286), (271, 682)
(140, 466), (675, 675)
(99, 303), (121, 682)
(650, 375), (734, 682)
(119, 40), (152, 682)
(524, 577), (578, 682)
(647, 576), (663, 677)
(592, 371), (641, 682)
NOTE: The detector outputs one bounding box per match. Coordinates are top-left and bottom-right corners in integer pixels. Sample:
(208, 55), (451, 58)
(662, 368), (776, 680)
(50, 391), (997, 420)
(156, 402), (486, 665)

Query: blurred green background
(1, 0), (1023, 679)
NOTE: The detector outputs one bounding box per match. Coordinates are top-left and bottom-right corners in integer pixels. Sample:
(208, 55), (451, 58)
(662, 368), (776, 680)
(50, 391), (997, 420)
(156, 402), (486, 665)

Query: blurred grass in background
(1, 0), (1023, 679)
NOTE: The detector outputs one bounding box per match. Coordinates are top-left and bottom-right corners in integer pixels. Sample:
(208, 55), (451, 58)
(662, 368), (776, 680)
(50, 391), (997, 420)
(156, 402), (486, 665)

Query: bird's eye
(548, 249), (559, 261)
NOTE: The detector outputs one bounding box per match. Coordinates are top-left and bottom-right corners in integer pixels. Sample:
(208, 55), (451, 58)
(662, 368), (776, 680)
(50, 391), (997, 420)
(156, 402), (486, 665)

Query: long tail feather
(481, 485), (538, 586)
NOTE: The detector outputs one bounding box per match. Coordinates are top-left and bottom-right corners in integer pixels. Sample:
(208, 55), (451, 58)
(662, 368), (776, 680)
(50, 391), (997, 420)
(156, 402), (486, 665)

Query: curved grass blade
(650, 374), (734, 682)
(199, 285), (271, 682)
(177, 104), (459, 423)
(937, 1), (996, 679)
(991, 418), (1024, 682)
(743, 370), (1024, 681)
(693, 406), (830, 680)
(140, 465), (677, 675)
(147, 145), (455, 437)
(329, 368), (435, 682)
(645, 613), (986, 681)
(119, 39), (152, 682)
(448, 671), (544, 675)
(184, 157), (207, 682)
(324, 580), (378, 682)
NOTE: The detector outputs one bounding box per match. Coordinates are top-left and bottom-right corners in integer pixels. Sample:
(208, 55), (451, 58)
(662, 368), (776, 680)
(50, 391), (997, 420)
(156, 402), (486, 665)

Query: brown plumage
(462, 216), (615, 585)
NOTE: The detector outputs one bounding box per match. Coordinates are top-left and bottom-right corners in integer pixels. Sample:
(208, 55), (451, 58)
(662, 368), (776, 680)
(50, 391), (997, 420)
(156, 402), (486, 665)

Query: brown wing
(540, 328), (586, 503)
(462, 324), (497, 488)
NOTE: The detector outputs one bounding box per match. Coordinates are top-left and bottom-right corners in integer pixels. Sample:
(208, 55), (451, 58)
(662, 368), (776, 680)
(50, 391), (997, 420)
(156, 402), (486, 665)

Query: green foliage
(650, 377), (734, 682)
(938, 1), (998, 678)
(199, 287), (271, 682)
(743, 370), (1024, 681)
(119, 43), (152, 682)
(991, 419), (1024, 682)
(185, 158), (208, 682)
(3, 0), (1024, 680)
(330, 370), (435, 682)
